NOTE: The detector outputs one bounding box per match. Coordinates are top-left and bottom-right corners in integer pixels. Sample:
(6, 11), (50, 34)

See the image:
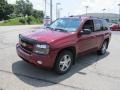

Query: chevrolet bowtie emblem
(22, 42), (27, 47)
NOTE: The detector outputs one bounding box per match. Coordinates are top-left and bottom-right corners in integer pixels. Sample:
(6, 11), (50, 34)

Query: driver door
(77, 20), (97, 54)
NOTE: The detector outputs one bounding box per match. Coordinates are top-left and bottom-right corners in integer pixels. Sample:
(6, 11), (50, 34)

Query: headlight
(34, 44), (49, 55)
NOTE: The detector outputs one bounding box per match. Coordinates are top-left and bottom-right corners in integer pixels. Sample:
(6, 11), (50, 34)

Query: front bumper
(16, 44), (57, 69)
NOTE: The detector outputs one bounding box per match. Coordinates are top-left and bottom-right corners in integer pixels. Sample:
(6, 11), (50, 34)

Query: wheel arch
(104, 38), (110, 48)
(55, 46), (76, 65)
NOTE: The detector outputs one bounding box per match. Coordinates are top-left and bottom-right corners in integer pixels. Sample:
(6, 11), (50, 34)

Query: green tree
(15, 0), (33, 17)
(0, 0), (14, 20)
(32, 10), (44, 19)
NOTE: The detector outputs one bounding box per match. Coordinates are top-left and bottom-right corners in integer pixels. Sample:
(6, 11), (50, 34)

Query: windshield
(48, 18), (81, 32)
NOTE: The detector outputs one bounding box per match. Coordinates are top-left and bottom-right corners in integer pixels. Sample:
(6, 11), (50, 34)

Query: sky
(7, 0), (120, 19)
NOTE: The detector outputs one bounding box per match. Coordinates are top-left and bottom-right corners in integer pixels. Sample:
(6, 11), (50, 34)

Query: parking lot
(0, 25), (120, 90)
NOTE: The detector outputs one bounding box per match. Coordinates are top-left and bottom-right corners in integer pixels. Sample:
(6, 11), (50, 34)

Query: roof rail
(68, 15), (105, 20)
(69, 15), (74, 17)
(89, 16), (104, 19)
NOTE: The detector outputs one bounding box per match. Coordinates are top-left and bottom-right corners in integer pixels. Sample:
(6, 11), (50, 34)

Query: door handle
(105, 33), (108, 35)
(92, 36), (96, 38)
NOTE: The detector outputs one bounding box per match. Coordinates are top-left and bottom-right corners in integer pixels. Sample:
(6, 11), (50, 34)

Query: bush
(27, 16), (33, 24)
(26, 16), (43, 24)
(19, 18), (26, 24)
(0, 16), (43, 26)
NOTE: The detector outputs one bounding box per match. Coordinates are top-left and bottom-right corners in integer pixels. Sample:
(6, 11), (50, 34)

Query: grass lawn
(0, 16), (43, 26)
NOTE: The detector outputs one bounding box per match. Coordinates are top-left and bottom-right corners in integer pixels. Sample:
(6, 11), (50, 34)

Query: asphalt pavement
(0, 25), (120, 90)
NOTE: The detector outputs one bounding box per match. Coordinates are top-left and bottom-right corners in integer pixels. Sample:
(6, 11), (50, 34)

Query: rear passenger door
(93, 19), (108, 49)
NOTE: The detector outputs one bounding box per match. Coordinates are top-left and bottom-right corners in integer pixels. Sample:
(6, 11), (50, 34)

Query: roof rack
(68, 15), (105, 20)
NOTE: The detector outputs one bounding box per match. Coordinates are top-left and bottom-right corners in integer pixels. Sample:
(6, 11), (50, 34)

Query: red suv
(16, 16), (111, 74)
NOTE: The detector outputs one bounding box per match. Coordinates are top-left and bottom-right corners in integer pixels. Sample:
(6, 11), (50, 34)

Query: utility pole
(56, 3), (61, 19)
(68, 12), (70, 16)
(85, 6), (89, 16)
(58, 8), (62, 18)
(44, 0), (46, 17)
(50, 0), (53, 21)
(118, 4), (120, 22)
(102, 8), (106, 18)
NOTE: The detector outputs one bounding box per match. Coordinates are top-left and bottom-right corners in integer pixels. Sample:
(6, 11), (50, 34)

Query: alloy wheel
(59, 55), (72, 72)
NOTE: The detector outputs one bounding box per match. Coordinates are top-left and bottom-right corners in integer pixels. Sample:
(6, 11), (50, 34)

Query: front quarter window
(48, 18), (81, 32)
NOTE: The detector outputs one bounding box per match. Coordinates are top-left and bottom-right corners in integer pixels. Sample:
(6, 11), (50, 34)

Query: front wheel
(97, 41), (108, 55)
(54, 50), (73, 74)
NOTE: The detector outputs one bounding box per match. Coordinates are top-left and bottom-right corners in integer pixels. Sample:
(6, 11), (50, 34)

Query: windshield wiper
(54, 28), (68, 32)
(46, 27), (68, 32)
(46, 26), (55, 31)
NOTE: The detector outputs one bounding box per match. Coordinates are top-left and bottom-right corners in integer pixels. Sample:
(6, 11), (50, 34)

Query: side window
(82, 20), (94, 32)
(94, 19), (103, 31)
(102, 20), (109, 30)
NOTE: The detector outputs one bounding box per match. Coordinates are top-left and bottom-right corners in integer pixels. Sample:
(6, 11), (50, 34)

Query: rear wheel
(54, 50), (73, 74)
(97, 41), (108, 55)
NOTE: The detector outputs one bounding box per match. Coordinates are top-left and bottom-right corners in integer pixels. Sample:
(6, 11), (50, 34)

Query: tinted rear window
(94, 19), (103, 31)
(102, 20), (109, 30)
(94, 19), (109, 31)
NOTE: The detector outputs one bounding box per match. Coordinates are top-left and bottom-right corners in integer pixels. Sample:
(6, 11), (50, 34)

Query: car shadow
(12, 52), (110, 87)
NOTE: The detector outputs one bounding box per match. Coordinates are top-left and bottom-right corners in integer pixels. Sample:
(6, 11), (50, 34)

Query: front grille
(19, 35), (34, 53)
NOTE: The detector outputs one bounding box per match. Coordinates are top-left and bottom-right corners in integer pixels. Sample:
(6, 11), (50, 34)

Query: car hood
(22, 28), (73, 43)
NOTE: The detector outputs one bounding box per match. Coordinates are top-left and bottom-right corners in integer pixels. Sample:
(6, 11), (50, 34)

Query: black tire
(97, 41), (108, 55)
(54, 50), (73, 75)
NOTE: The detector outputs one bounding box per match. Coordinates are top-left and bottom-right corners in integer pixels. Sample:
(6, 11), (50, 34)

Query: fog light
(37, 61), (42, 64)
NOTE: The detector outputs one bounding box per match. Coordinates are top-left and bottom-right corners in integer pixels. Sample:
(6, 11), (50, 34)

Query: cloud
(73, 0), (120, 15)
(30, 0), (44, 10)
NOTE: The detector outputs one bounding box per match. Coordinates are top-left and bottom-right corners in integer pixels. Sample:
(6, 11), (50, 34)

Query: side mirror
(44, 23), (51, 27)
(80, 29), (92, 35)
(44, 21), (52, 27)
